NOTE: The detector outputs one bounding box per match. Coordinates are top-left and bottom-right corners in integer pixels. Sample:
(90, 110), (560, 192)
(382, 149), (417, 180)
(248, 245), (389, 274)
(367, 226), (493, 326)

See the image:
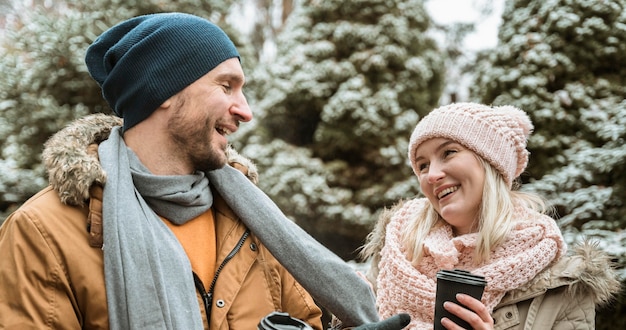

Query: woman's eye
(418, 163), (429, 172)
(443, 149), (457, 158)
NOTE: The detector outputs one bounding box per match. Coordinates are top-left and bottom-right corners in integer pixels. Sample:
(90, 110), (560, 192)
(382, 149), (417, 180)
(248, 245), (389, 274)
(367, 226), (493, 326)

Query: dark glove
(353, 313), (411, 330)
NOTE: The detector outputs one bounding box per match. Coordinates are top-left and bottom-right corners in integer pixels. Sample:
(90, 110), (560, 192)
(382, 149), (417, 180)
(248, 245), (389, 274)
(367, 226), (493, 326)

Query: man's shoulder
(3, 185), (89, 236)
(14, 186), (83, 215)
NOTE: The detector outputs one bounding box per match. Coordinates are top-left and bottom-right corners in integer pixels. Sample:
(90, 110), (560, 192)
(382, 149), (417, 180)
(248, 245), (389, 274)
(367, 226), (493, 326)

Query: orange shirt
(163, 210), (217, 287)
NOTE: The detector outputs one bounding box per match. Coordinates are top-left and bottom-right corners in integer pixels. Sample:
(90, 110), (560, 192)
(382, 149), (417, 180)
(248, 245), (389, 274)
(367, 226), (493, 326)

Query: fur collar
(499, 240), (621, 307)
(42, 113), (258, 206)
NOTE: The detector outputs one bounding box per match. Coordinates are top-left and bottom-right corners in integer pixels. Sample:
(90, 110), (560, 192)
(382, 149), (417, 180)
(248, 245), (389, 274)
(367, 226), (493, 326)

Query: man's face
(166, 58), (252, 172)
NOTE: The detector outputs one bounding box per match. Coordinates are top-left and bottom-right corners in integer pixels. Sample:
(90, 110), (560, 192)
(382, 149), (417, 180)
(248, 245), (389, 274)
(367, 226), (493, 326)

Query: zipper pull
(203, 291), (213, 311)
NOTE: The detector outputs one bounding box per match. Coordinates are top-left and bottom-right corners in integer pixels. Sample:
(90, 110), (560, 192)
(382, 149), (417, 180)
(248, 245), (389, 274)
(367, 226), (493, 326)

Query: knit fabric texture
(376, 198), (566, 329)
(85, 13), (239, 131)
(408, 103), (533, 187)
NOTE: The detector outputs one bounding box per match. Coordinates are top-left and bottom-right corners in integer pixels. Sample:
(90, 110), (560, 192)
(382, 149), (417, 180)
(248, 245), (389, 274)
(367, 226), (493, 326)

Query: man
(0, 12), (412, 330)
(0, 13), (323, 329)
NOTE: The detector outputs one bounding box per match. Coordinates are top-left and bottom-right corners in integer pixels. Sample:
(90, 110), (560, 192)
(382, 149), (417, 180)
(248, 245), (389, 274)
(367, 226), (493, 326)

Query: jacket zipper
(193, 229), (251, 322)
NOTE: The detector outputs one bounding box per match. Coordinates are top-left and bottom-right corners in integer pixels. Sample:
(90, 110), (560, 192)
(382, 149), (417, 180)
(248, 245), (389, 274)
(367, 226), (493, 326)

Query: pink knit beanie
(408, 103), (533, 186)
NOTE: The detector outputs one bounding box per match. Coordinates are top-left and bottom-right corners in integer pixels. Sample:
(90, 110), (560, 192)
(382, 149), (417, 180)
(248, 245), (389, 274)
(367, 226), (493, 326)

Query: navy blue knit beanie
(85, 13), (240, 131)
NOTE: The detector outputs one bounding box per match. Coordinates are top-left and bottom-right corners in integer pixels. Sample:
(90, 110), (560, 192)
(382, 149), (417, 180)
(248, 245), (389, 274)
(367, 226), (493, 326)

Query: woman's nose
(426, 163), (445, 184)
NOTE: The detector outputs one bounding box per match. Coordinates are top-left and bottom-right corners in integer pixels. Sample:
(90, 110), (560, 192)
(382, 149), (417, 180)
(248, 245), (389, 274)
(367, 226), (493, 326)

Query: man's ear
(160, 97), (173, 109)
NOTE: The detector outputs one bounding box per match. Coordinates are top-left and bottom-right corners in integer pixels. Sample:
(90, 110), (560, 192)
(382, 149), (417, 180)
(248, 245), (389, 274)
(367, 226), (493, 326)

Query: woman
(360, 103), (620, 329)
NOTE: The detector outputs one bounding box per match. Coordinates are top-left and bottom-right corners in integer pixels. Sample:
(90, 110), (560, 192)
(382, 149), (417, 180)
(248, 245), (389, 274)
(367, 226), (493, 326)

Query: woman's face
(413, 138), (485, 235)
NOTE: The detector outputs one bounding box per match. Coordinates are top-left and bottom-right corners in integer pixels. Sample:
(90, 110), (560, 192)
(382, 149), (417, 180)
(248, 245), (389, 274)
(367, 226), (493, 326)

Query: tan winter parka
(0, 114), (323, 330)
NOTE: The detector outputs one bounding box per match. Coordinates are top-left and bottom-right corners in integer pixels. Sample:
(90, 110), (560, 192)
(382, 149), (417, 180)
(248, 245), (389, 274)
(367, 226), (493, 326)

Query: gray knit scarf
(99, 127), (379, 329)
(99, 127), (205, 329)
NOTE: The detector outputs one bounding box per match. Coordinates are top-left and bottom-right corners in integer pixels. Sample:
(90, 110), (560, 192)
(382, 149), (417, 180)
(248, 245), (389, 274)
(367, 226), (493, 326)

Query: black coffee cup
(433, 269), (487, 330)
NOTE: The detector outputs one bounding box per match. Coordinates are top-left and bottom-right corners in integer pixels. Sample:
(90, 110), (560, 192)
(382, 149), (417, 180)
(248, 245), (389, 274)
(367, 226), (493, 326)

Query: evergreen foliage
(232, 0), (444, 259)
(470, 0), (626, 277)
(1, 0), (624, 324)
(0, 0), (248, 219)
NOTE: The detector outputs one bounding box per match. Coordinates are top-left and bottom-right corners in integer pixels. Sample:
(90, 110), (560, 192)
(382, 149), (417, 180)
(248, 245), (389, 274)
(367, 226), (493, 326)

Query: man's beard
(190, 144), (227, 172)
(167, 105), (227, 172)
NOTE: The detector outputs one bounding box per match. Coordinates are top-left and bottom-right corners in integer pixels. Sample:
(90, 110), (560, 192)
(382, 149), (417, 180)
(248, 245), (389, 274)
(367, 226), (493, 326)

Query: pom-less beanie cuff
(85, 13), (240, 131)
(408, 103), (533, 187)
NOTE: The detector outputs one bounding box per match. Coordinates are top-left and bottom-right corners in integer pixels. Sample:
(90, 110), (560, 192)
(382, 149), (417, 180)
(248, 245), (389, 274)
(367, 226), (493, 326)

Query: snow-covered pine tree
(0, 0), (248, 220)
(0, 2), (95, 218)
(234, 0), (444, 259)
(470, 2), (625, 325)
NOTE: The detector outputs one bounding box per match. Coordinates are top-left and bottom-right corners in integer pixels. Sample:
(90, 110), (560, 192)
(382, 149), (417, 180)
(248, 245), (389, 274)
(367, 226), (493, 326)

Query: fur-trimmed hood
(361, 199), (622, 308)
(499, 239), (621, 307)
(42, 113), (258, 207)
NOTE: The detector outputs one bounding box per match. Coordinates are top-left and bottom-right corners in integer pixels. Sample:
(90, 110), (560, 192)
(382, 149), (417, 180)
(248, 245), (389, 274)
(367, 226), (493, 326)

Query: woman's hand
(441, 294), (494, 330)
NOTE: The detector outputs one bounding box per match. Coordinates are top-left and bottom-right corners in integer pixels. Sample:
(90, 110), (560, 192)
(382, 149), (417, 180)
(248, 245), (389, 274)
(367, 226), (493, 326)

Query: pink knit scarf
(376, 198), (566, 329)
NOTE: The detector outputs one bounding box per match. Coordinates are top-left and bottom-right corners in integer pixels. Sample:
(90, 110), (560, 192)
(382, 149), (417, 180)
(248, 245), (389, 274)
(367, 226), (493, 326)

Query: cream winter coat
(363, 200), (621, 329)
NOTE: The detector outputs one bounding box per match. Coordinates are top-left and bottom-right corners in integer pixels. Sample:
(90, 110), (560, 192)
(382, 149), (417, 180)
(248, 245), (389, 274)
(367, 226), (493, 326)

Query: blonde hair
(402, 157), (551, 266)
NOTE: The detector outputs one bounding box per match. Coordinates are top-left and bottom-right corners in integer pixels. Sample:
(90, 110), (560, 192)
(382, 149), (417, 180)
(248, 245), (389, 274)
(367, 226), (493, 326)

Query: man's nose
(232, 92), (253, 122)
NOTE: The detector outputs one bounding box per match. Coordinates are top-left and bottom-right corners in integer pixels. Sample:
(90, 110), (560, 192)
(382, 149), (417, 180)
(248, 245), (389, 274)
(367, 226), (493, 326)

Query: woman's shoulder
(549, 240), (621, 306)
(504, 240), (621, 307)
(358, 197), (427, 290)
